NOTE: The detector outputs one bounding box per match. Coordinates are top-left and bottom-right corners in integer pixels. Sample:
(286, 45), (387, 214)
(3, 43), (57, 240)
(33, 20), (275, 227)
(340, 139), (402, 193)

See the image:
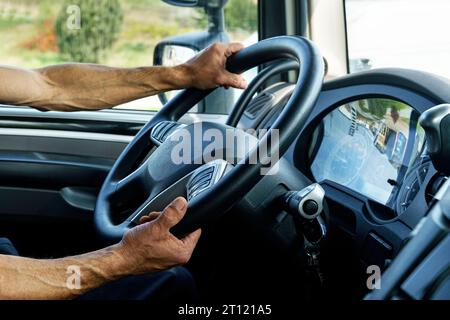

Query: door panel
(0, 106), (228, 257)
(0, 110), (134, 256)
(0, 129), (131, 158)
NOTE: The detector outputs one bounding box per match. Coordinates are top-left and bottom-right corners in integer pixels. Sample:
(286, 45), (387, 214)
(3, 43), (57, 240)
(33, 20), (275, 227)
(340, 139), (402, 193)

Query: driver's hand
(118, 197), (201, 275)
(183, 42), (248, 90)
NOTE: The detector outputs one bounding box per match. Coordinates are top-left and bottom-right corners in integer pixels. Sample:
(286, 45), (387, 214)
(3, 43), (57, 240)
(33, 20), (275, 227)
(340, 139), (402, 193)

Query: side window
(0, 0), (258, 113)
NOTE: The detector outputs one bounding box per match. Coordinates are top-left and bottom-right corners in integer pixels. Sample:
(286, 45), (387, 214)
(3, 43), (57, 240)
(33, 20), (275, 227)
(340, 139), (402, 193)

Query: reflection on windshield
(311, 98), (422, 205)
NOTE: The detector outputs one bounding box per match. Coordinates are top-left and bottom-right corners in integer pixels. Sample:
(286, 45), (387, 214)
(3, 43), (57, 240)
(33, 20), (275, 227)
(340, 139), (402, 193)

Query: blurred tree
(367, 99), (389, 120)
(224, 0), (257, 32)
(365, 99), (409, 121)
(193, 0), (257, 32)
(55, 0), (123, 63)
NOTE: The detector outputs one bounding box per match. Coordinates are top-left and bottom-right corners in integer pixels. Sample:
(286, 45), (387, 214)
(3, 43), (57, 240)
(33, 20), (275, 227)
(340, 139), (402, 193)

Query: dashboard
(238, 68), (450, 279)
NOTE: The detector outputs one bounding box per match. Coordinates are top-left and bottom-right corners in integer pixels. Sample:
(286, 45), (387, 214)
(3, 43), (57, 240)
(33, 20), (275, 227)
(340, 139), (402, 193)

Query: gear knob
(281, 183), (325, 220)
(419, 104), (450, 175)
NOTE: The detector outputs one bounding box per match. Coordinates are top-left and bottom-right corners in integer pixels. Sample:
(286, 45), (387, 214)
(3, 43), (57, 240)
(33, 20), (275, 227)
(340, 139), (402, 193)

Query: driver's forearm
(0, 244), (131, 300)
(0, 64), (191, 111)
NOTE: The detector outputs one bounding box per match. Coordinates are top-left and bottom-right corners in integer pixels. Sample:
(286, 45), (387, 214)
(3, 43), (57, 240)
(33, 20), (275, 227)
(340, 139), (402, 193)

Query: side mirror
(162, 0), (200, 6)
(159, 45), (198, 67)
(162, 0), (229, 9)
(154, 44), (198, 105)
(349, 58), (372, 73)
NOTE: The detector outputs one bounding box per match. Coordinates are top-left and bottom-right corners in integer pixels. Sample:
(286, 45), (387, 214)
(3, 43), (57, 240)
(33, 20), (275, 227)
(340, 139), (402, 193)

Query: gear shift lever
(419, 104), (450, 176)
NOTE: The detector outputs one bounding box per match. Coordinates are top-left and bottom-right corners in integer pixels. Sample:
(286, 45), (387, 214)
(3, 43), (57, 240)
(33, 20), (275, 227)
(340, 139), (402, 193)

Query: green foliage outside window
(225, 0), (257, 32)
(55, 0), (124, 63)
(194, 0), (257, 32)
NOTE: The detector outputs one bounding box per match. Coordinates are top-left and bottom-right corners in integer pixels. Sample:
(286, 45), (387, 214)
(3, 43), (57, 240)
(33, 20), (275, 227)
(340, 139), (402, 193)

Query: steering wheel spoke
(125, 160), (231, 227)
(125, 172), (193, 225)
(116, 165), (147, 194)
(105, 164), (149, 211)
(150, 121), (186, 146)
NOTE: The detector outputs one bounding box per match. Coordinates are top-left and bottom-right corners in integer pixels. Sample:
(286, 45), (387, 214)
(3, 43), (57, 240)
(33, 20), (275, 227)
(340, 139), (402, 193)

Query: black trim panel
(0, 107), (229, 135)
(0, 151), (113, 189)
(323, 68), (450, 104)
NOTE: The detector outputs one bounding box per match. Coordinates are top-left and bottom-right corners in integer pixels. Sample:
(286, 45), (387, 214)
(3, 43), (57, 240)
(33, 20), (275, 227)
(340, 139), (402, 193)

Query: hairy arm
(0, 64), (190, 111)
(0, 198), (201, 300)
(0, 244), (128, 300)
(0, 43), (247, 112)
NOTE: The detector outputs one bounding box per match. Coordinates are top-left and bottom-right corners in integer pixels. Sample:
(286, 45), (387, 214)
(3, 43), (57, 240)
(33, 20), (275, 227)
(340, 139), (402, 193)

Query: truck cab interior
(1, 0), (450, 302)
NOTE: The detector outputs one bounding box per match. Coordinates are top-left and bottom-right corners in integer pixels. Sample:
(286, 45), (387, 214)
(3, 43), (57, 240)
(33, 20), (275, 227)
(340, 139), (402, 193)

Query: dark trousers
(0, 237), (19, 256)
(0, 237), (198, 301)
(76, 267), (198, 301)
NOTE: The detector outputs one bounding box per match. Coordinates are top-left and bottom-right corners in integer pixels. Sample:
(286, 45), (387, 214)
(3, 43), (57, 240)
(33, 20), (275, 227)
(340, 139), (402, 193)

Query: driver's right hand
(117, 197), (202, 275)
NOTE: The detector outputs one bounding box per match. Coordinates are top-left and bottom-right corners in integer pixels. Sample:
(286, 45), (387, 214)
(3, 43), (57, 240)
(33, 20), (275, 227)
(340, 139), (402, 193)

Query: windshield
(0, 0), (258, 111)
(345, 0), (450, 79)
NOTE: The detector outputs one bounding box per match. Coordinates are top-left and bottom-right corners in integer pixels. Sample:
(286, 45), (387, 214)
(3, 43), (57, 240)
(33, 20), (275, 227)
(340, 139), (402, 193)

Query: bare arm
(0, 64), (192, 112)
(0, 43), (247, 112)
(0, 198), (201, 300)
(0, 244), (127, 300)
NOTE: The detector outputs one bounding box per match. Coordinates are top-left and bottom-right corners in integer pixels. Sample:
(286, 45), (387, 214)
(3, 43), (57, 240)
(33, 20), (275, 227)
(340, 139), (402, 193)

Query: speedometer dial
(325, 133), (369, 186)
(310, 99), (424, 205)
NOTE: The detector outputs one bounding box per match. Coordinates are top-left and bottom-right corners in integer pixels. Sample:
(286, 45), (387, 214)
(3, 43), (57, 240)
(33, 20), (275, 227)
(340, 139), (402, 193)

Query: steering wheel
(95, 36), (324, 242)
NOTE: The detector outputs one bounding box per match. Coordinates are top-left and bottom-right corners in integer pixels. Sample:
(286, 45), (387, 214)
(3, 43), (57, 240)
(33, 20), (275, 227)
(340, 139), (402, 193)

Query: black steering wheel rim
(95, 36), (324, 242)
(227, 59), (300, 128)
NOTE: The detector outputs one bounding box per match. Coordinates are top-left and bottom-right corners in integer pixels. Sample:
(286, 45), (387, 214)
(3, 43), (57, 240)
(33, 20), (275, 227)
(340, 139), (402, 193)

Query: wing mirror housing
(163, 0), (229, 8)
